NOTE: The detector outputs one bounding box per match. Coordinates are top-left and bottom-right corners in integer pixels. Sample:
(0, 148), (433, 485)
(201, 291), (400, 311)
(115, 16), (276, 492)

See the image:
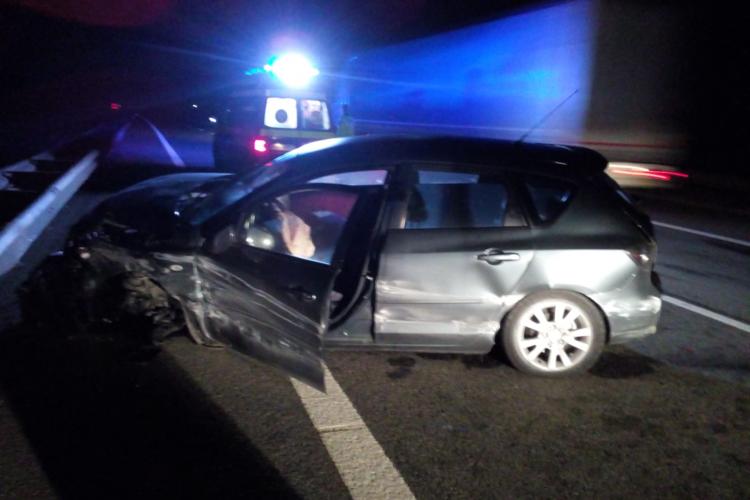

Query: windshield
(186, 163), (288, 224)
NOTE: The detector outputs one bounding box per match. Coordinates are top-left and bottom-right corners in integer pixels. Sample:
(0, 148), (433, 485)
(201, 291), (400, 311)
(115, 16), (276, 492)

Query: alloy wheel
(512, 299), (594, 372)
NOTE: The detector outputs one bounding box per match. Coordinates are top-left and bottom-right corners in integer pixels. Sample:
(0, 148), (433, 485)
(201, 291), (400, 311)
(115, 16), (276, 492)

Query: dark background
(1, 0), (747, 174)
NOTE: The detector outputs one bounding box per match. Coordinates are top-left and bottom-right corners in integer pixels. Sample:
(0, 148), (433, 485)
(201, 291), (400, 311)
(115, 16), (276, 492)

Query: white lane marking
(653, 221), (750, 248)
(141, 118), (186, 167)
(290, 365), (416, 500)
(663, 295), (750, 333)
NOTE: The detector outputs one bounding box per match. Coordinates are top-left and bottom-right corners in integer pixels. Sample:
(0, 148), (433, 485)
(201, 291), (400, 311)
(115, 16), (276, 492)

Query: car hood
(80, 172), (232, 250)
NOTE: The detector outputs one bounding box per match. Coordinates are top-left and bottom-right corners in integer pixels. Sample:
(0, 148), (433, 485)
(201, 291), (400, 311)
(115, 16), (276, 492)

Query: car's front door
(374, 165), (534, 352)
(195, 182), (368, 389)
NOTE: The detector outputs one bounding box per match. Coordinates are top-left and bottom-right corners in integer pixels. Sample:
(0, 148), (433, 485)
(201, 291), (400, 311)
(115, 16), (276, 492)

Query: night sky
(2, 0), (531, 106)
(0, 0), (532, 160)
(1, 0), (747, 172)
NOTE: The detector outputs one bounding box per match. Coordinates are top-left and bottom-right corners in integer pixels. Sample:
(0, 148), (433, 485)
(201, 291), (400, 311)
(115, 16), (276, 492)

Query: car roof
(273, 135), (608, 178)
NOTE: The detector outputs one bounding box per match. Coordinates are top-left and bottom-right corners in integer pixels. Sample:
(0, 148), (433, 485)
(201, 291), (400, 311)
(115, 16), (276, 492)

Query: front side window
(241, 187), (360, 264)
(405, 169), (524, 229)
(264, 97), (298, 129)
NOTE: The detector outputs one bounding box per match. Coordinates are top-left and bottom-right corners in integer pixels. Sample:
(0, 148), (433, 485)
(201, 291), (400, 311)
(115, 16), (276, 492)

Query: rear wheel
(502, 291), (605, 376)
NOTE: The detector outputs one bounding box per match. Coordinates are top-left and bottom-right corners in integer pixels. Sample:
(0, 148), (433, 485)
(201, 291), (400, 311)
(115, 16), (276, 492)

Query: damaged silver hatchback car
(62, 136), (661, 389)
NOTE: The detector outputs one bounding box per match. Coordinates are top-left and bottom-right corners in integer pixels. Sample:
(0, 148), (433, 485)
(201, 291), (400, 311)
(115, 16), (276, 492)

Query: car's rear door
(374, 164), (534, 351)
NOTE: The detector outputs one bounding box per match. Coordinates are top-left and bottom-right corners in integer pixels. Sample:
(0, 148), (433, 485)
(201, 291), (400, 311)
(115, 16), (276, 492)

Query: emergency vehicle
(213, 54), (336, 171)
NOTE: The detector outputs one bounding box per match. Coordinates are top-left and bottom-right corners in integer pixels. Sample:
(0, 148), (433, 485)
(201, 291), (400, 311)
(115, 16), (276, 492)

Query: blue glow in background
(338, 0), (594, 143)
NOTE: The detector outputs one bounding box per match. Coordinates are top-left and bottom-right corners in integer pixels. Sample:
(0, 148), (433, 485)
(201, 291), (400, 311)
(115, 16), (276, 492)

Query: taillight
(607, 162), (689, 182)
(252, 137), (268, 154)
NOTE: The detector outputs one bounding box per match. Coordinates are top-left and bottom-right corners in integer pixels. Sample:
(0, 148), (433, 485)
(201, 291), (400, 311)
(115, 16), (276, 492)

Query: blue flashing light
(264, 53), (320, 88)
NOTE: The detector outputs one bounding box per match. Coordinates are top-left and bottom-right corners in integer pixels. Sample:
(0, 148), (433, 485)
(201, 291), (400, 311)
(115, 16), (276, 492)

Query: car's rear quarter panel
(508, 178), (661, 341)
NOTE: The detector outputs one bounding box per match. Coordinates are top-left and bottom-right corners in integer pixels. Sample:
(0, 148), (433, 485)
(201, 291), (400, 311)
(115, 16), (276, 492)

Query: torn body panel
(60, 168), (328, 388)
(68, 241), (325, 389)
(190, 255), (324, 389)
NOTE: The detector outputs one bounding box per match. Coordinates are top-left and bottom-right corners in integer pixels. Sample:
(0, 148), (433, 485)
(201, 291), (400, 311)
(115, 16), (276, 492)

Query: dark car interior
(287, 187), (358, 263)
(290, 184), (387, 323)
(326, 187), (387, 322)
(240, 182), (387, 323)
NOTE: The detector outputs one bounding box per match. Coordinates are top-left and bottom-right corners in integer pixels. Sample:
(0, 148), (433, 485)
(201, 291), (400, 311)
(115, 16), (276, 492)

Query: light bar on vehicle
(264, 53), (320, 88)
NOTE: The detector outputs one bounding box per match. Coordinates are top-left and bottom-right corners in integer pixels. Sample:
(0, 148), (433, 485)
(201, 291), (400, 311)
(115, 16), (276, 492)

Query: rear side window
(524, 175), (574, 222)
(309, 170), (387, 186)
(264, 97), (298, 129)
(406, 169), (524, 229)
(300, 99), (331, 130)
(263, 97), (332, 131)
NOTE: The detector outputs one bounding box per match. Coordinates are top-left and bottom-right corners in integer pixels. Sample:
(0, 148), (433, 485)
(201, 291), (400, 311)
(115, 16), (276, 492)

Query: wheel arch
(496, 287), (612, 345)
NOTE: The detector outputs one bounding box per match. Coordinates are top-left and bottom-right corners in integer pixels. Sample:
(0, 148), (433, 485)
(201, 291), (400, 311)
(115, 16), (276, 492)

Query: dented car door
(374, 165), (534, 351)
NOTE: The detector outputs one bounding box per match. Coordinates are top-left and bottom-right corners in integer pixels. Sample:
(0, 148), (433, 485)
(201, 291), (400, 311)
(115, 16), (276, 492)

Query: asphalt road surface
(1, 118), (748, 499)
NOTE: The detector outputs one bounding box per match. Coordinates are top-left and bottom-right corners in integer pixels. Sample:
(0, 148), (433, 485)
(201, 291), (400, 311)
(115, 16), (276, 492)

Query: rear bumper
(608, 324), (658, 344)
(592, 271), (662, 343)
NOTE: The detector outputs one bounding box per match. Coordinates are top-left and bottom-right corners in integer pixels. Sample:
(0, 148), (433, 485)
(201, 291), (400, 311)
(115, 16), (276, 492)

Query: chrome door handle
(477, 249), (520, 265)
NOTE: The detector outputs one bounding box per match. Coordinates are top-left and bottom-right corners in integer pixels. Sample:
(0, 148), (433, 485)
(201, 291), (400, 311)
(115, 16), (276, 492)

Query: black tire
(501, 290), (606, 376)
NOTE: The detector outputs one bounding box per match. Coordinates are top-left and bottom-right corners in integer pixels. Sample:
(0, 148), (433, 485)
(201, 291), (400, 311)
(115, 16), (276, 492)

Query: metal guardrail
(0, 151), (99, 276)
